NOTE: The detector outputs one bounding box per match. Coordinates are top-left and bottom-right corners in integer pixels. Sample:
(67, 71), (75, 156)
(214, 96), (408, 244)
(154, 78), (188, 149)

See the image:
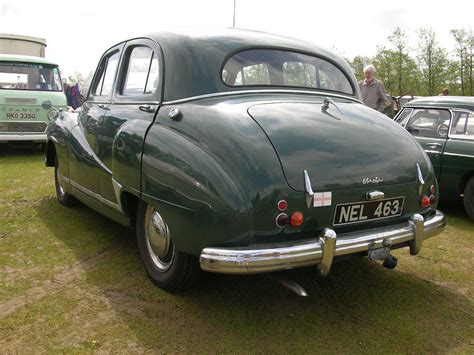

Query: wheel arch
(45, 140), (57, 167)
(459, 170), (474, 195)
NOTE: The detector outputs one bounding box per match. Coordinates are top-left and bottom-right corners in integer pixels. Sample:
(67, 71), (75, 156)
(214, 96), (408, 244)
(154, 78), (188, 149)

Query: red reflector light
(290, 212), (304, 227)
(275, 213), (289, 228)
(277, 200), (287, 211)
(420, 195), (431, 208)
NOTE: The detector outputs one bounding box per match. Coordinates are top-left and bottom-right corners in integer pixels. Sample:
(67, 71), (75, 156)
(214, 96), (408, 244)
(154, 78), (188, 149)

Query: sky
(0, 0), (472, 78)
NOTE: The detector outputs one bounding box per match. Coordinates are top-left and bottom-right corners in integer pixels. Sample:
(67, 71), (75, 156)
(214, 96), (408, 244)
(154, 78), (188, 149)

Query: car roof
(132, 28), (360, 102)
(0, 54), (59, 66)
(405, 96), (474, 111)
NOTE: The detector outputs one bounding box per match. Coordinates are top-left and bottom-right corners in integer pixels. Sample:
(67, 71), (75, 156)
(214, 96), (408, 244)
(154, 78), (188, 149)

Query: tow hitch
(368, 239), (398, 269)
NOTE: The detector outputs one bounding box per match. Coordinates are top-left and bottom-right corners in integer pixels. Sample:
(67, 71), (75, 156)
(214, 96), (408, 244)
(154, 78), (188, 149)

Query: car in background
(0, 54), (66, 146)
(45, 29), (445, 291)
(394, 96), (474, 220)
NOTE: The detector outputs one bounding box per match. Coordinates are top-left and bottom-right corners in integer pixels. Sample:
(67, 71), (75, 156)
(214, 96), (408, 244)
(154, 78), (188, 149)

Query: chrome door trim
(162, 89), (363, 106)
(70, 180), (123, 212)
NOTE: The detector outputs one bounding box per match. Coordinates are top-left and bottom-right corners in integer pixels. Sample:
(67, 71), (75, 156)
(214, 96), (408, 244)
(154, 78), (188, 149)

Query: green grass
(1, 146), (473, 353)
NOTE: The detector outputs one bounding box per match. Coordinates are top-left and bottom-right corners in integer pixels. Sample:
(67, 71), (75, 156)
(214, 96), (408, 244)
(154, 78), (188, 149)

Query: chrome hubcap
(144, 206), (173, 271)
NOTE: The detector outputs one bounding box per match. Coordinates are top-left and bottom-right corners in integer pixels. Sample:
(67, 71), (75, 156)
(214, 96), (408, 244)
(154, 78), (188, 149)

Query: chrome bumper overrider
(199, 211), (446, 275)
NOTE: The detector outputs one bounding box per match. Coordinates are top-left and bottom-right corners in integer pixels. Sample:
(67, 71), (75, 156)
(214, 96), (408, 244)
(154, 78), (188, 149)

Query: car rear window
(221, 49), (354, 95)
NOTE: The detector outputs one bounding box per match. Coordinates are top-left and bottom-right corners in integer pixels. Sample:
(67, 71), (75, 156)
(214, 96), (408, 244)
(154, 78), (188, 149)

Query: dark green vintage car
(44, 29), (445, 291)
(394, 96), (474, 220)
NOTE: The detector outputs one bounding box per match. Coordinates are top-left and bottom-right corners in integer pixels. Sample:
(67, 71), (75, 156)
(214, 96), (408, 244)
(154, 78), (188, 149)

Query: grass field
(1, 146), (473, 353)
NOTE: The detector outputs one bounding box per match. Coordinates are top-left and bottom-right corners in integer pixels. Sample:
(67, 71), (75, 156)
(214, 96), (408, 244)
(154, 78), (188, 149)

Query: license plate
(333, 197), (404, 226)
(5, 112), (36, 119)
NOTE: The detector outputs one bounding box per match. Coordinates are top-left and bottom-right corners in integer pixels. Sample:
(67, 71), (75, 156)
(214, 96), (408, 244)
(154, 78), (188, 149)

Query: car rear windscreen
(222, 49), (353, 95)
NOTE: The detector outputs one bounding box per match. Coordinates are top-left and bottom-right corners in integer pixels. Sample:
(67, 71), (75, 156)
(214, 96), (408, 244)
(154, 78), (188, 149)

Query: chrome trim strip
(303, 169), (314, 208)
(111, 178), (123, 211)
(443, 152), (474, 159)
(448, 134), (474, 141)
(416, 163), (425, 195)
(199, 211), (445, 274)
(162, 90), (363, 106)
(60, 175), (70, 184)
(70, 180), (123, 212)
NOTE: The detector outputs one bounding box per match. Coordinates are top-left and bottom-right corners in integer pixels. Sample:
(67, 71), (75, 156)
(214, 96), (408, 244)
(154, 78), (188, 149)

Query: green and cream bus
(0, 54), (66, 145)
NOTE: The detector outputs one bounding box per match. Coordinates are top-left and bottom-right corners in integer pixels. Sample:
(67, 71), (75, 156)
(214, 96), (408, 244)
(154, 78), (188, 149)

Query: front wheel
(136, 201), (199, 291)
(463, 177), (474, 221)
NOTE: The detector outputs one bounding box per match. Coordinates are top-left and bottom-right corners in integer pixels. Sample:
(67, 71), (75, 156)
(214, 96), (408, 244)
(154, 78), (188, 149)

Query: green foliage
(417, 28), (449, 96)
(348, 26), (473, 97)
(348, 56), (371, 81)
(450, 28), (474, 96)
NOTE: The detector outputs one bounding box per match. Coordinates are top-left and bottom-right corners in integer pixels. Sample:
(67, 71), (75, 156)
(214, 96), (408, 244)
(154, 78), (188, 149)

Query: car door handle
(139, 104), (155, 113)
(98, 104), (109, 110)
(427, 142), (442, 148)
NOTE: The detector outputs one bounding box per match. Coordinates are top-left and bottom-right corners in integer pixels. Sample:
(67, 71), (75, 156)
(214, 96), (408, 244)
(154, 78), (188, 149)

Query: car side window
(468, 114), (474, 135)
(395, 108), (413, 126)
(122, 46), (159, 96)
(405, 108), (451, 138)
(93, 50), (120, 97)
(450, 111), (474, 136)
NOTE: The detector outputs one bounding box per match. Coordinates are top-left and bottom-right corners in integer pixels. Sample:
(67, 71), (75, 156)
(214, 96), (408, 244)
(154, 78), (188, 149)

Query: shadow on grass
(35, 197), (472, 352)
(0, 144), (44, 156)
(439, 200), (473, 225)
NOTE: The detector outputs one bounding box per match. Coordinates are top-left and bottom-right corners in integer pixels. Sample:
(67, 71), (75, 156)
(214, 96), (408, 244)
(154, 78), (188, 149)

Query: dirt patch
(0, 242), (123, 318)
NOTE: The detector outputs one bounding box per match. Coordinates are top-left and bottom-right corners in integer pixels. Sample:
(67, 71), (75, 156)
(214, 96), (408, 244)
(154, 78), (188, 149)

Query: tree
(371, 29), (421, 97)
(372, 46), (395, 94)
(468, 27), (473, 95)
(417, 28), (449, 96)
(450, 28), (468, 95)
(388, 28), (409, 96)
(347, 56), (371, 81)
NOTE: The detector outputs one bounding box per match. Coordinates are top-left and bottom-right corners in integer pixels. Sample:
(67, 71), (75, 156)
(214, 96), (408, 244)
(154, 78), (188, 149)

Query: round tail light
(420, 195), (431, 208)
(290, 212), (304, 227)
(277, 200), (287, 211)
(275, 213), (289, 228)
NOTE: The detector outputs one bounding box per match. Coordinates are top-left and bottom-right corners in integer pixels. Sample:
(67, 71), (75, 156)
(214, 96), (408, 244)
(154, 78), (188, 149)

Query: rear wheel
(54, 156), (77, 206)
(463, 177), (474, 221)
(136, 201), (199, 291)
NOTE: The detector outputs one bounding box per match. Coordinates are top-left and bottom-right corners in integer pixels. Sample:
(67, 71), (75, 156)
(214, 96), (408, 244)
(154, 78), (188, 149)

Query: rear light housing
(275, 213), (289, 228)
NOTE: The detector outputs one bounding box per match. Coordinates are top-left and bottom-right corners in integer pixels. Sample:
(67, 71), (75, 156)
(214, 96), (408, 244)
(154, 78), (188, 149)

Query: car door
(404, 107), (452, 180)
(70, 46), (123, 194)
(96, 39), (161, 203)
(439, 110), (474, 199)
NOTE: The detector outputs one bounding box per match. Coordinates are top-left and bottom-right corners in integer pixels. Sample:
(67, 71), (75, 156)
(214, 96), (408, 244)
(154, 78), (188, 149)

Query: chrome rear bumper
(0, 133), (46, 142)
(199, 211), (445, 275)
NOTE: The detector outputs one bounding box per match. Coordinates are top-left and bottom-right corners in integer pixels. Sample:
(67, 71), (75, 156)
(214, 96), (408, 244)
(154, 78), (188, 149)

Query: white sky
(0, 0), (472, 78)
